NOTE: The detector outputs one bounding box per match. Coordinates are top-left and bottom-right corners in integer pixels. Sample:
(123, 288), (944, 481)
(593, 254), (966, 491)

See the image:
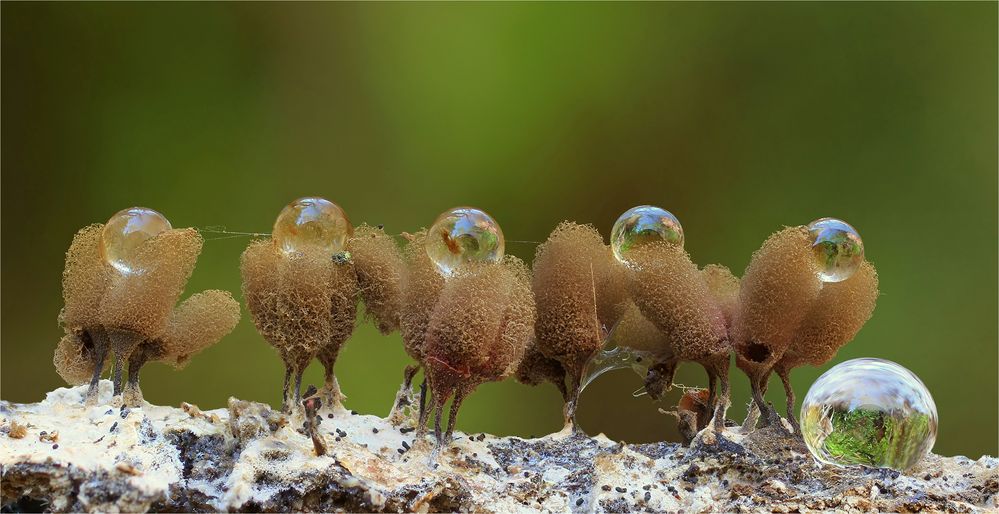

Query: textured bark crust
(2, 383), (996, 513)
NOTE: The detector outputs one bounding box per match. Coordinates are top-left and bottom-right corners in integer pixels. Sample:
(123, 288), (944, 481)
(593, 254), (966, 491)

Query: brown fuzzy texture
(608, 301), (672, 358)
(273, 251), (335, 367)
(160, 290), (241, 368)
(61, 224), (111, 331)
(514, 344), (567, 393)
(778, 261), (879, 371)
(627, 243), (728, 361)
(595, 246), (630, 332)
(53, 332), (99, 386)
(57, 223), (240, 403)
(348, 224), (404, 334)
(423, 256), (535, 443)
(319, 259), (359, 364)
(399, 230), (445, 362)
(493, 256), (536, 380)
(240, 240), (284, 350)
(732, 227), (822, 366)
(424, 257), (533, 386)
(702, 264), (740, 330)
(532, 222), (612, 375)
(99, 228), (202, 340)
(241, 238), (358, 409)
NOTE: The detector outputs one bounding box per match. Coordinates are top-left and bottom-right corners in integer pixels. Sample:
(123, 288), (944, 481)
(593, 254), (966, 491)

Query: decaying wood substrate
(1, 383), (996, 513)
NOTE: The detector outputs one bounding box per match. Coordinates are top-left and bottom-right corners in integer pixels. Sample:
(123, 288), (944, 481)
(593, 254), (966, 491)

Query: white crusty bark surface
(1, 382), (996, 513)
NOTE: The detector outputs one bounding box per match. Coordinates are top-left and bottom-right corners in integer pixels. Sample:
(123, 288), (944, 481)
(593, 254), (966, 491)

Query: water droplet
(611, 206), (683, 264)
(579, 346), (651, 393)
(425, 207), (504, 276)
(272, 197), (353, 257)
(101, 207), (172, 275)
(807, 217), (864, 283)
(801, 358), (937, 471)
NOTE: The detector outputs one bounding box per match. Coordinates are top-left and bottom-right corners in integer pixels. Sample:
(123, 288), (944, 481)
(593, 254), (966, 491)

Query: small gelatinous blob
(101, 207), (172, 275)
(272, 197), (353, 257)
(807, 217), (864, 283)
(611, 205), (683, 264)
(425, 207), (504, 276)
(579, 346), (651, 394)
(801, 358), (937, 471)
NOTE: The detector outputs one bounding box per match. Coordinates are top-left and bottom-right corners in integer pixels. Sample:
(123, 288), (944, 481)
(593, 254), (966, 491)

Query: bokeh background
(3, 3), (996, 457)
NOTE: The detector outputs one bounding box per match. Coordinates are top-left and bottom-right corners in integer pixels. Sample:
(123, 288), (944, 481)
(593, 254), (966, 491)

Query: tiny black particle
(327, 413), (334, 419)
(372, 428), (379, 434)
(615, 487), (626, 493)
(400, 427), (415, 434)
(576, 499), (584, 506)
(523, 471), (529, 478)
(40, 431), (47, 436)
(110, 422), (118, 432)
(105, 409), (113, 415)
(397, 448), (405, 454)
(643, 485), (651, 490)
(644, 492), (651, 502)
(402, 441), (410, 450)
(351, 410), (358, 415)
(52, 444), (59, 449)
(335, 437), (341, 442)
(602, 485), (611, 491)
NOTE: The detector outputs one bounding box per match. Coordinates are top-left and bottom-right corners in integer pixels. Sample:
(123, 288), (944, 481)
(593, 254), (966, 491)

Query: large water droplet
(801, 358), (937, 471)
(807, 217), (864, 283)
(611, 205), (683, 265)
(101, 207), (172, 275)
(425, 207), (504, 276)
(272, 197), (353, 257)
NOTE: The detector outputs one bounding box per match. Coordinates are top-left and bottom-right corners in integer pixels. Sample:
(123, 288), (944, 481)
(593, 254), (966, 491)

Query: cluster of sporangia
(55, 199), (877, 447)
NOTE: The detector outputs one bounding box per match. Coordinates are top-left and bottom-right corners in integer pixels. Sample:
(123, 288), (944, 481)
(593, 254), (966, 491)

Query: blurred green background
(2, 3), (996, 457)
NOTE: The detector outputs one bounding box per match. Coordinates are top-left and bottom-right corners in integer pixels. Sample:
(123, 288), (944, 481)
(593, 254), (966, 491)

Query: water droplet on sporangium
(101, 207), (172, 275)
(611, 205), (683, 264)
(425, 207), (504, 276)
(272, 197), (353, 257)
(801, 358), (937, 471)
(807, 217), (864, 283)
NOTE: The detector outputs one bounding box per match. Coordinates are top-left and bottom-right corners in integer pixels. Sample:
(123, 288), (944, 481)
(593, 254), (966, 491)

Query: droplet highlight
(807, 217), (864, 283)
(101, 207), (172, 275)
(425, 207), (504, 276)
(801, 358), (937, 471)
(272, 197), (353, 258)
(611, 205), (683, 264)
